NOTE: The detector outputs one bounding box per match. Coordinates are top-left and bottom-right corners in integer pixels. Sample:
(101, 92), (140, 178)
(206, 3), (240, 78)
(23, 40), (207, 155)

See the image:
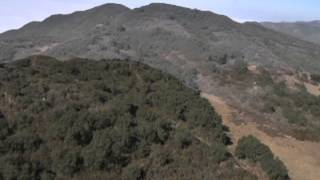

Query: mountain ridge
(261, 20), (320, 45)
(1, 3), (320, 74)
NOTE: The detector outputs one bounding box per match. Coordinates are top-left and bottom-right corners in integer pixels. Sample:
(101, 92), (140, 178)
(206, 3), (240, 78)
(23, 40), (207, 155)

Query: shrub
(52, 151), (83, 176)
(236, 135), (272, 162)
(211, 143), (229, 163)
(5, 131), (42, 153)
(122, 164), (145, 180)
(236, 136), (290, 180)
(282, 107), (307, 126)
(311, 74), (320, 83)
(218, 54), (228, 65)
(233, 59), (248, 74)
(176, 128), (193, 149)
(260, 157), (290, 180)
(0, 115), (9, 140)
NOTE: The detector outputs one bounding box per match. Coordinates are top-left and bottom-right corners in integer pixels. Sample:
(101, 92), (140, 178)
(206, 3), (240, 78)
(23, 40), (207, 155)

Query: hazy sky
(0, 0), (319, 33)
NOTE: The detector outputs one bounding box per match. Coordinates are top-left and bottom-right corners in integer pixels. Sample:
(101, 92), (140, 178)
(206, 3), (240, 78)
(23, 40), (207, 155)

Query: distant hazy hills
(262, 21), (320, 45)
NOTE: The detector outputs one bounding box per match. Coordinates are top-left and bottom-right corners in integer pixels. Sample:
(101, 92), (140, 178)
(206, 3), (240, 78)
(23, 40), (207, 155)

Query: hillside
(262, 21), (320, 45)
(0, 3), (319, 179)
(0, 56), (258, 180)
(1, 3), (320, 76)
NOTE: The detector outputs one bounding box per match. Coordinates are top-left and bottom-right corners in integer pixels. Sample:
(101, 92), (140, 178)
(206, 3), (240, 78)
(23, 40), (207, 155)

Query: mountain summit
(1, 3), (320, 74)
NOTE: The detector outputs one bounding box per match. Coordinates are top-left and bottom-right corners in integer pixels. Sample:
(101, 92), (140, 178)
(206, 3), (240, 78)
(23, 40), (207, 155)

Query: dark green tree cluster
(236, 135), (290, 180)
(0, 56), (254, 180)
(311, 74), (320, 83)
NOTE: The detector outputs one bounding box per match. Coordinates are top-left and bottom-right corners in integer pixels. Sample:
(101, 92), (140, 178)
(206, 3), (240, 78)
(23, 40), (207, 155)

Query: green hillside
(0, 56), (256, 180)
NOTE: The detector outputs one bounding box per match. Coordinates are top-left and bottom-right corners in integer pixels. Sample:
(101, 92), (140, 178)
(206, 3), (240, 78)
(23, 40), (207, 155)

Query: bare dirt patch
(248, 64), (260, 75)
(202, 93), (320, 180)
(278, 74), (320, 96)
(35, 43), (60, 53)
(281, 75), (301, 90)
(304, 82), (320, 96)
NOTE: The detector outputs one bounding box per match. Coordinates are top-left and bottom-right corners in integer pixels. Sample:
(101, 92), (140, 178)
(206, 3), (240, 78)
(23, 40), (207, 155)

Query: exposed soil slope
(202, 93), (320, 180)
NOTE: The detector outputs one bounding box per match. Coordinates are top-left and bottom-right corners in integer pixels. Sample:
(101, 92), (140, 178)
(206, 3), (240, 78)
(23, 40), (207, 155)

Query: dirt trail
(201, 93), (320, 180)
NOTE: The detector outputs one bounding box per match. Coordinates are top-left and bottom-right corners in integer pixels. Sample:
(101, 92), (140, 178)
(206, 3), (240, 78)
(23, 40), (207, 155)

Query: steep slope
(262, 21), (320, 45)
(0, 56), (257, 180)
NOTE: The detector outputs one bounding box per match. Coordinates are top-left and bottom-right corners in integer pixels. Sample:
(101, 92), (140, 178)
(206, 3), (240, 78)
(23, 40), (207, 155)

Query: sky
(0, 0), (319, 33)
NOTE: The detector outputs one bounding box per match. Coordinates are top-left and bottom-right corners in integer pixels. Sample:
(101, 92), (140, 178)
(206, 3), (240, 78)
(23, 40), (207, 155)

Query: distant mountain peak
(144, 3), (182, 8)
(91, 3), (130, 11)
(137, 3), (194, 12)
(311, 20), (320, 24)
